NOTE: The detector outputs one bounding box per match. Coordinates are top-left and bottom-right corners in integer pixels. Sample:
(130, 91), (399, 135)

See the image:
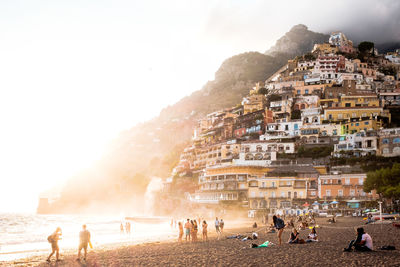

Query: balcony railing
(259, 186), (277, 189)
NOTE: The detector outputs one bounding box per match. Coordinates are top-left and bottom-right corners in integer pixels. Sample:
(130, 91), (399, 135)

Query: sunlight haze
(0, 0), (399, 212)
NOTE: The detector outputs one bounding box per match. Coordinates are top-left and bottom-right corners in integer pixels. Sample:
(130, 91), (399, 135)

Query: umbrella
(322, 202), (329, 205)
(303, 202), (310, 207)
(330, 201), (339, 204)
(312, 201), (320, 205)
(364, 209), (370, 212)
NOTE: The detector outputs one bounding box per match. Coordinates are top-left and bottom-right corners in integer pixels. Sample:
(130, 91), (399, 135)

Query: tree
(364, 163), (400, 199)
(358, 41), (374, 55)
(257, 87), (268, 95)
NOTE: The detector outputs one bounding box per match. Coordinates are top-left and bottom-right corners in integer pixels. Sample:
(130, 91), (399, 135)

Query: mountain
(265, 24), (329, 57)
(39, 24), (396, 214)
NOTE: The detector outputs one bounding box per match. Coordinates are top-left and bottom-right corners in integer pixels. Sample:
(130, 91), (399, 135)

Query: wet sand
(3, 217), (400, 267)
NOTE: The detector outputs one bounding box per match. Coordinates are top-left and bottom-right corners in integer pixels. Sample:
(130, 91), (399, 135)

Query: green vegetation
(291, 110), (301, 120)
(331, 155), (400, 172)
(257, 87), (268, 95)
(364, 163), (400, 199)
(297, 146), (333, 158)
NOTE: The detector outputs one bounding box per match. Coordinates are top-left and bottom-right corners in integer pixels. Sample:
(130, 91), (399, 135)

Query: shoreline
(3, 217), (400, 266)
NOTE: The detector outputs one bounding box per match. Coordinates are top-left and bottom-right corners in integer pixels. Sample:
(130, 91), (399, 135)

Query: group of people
(120, 222), (131, 235)
(177, 217), (225, 242)
(46, 224), (91, 262)
(270, 214), (373, 251)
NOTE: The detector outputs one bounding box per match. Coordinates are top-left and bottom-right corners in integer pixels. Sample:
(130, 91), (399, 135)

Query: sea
(0, 213), (176, 261)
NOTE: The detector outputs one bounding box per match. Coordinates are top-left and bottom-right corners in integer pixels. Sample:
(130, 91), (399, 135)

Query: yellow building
(339, 94), (380, 108)
(340, 118), (382, 134)
(323, 106), (390, 122)
(243, 94), (266, 114)
(312, 43), (339, 54)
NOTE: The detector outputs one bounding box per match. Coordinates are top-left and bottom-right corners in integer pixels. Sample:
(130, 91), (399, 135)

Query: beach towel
(252, 241), (272, 248)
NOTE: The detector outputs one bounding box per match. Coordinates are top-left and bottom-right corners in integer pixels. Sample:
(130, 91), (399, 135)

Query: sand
(2, 217), (400, 267)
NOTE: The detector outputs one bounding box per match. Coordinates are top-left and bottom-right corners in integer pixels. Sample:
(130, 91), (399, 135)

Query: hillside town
(164, 32), (400, 217)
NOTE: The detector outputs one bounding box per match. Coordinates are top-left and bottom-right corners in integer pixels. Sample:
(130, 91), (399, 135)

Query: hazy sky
(0, 0), (399, 212)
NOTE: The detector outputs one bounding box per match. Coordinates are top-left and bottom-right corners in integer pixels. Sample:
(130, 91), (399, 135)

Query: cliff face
(265, 24), (329, 57)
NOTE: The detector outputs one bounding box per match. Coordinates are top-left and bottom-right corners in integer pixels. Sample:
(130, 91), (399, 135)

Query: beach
(3, 217), (400, 267)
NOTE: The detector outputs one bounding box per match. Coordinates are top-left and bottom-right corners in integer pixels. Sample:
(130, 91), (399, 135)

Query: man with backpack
(46, 227), (62, 262)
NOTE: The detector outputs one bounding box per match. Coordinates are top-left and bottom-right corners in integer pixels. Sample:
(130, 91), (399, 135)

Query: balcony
(293, 186), (306, 189)
(259, 186), (277, 189)
(279, 185), (293, 187)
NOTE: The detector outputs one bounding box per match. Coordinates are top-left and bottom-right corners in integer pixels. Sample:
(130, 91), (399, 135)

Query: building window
(394, 138), (400, 144)
(281, 192), (285, 198)
(382, 139), (389, 144)
(338, 190), (343, 196)
(326, 190), (331, 197)
(345, 178), (350, 185)
(350, 189), (355, 196)
(359, 178), (364, 185)
(338, 114), (343, 119)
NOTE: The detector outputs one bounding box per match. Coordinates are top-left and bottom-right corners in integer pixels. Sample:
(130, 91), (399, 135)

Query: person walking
(215, 217), (221, 239)
(273, 215), (285, 245)
(46, 227), (62, 262)
(77, 224), (91, 261)
(220, 219), (224, 233)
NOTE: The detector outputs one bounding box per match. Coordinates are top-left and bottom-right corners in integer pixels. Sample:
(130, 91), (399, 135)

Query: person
(120, 223), (124, 234)
(178, 222), (183, 242)
(266, 224), (276, 233)
(220, 219), (224, 233)
(184, 219), (191, 241)
(47, 227), (62, 262)
(192, 220), (198, 242)
(344, 227), (373, 252)
(288, 228), (300, 244)
(77, 224), (91, 261)
(215, 217), (221, 239)
(202, 220), (208, 241)
(366, 213), (374, 224)
(306, 227), (318, 242)
(273, 215), (285, 245)
(252, 222), (257, 228)
(125, 222), (131, 235)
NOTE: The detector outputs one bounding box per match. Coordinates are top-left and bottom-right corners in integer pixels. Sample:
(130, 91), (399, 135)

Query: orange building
(318, 173), (378, 201)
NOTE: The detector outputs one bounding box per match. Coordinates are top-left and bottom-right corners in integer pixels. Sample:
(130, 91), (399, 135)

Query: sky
(0, 0), (399, 212)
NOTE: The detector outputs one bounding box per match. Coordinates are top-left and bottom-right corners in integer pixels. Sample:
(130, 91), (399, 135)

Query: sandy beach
(3, 217), (400, 267)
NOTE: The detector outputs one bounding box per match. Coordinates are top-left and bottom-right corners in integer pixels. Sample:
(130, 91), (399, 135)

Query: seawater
(0, 213), (176, 261)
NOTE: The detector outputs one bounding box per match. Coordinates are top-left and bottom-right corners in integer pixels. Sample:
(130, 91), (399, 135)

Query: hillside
(37, 24), (353, 214)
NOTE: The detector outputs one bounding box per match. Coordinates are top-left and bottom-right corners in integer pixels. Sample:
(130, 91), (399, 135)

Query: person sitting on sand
(202, 220), (208, 241)
(288, 228), (300, 244)
(77, 224), (91, 261)
(306, 227), (318, 242)
(273, 215), (285, 245)
(178, 222), (183, 242)
(47, 227), (62, 262)
(252, 222), (257, 228)
(366, 213), (374, 224)
(184, 219), (192, 241)
(344, 227), (373, 252)
(266, 224), (276, 233)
